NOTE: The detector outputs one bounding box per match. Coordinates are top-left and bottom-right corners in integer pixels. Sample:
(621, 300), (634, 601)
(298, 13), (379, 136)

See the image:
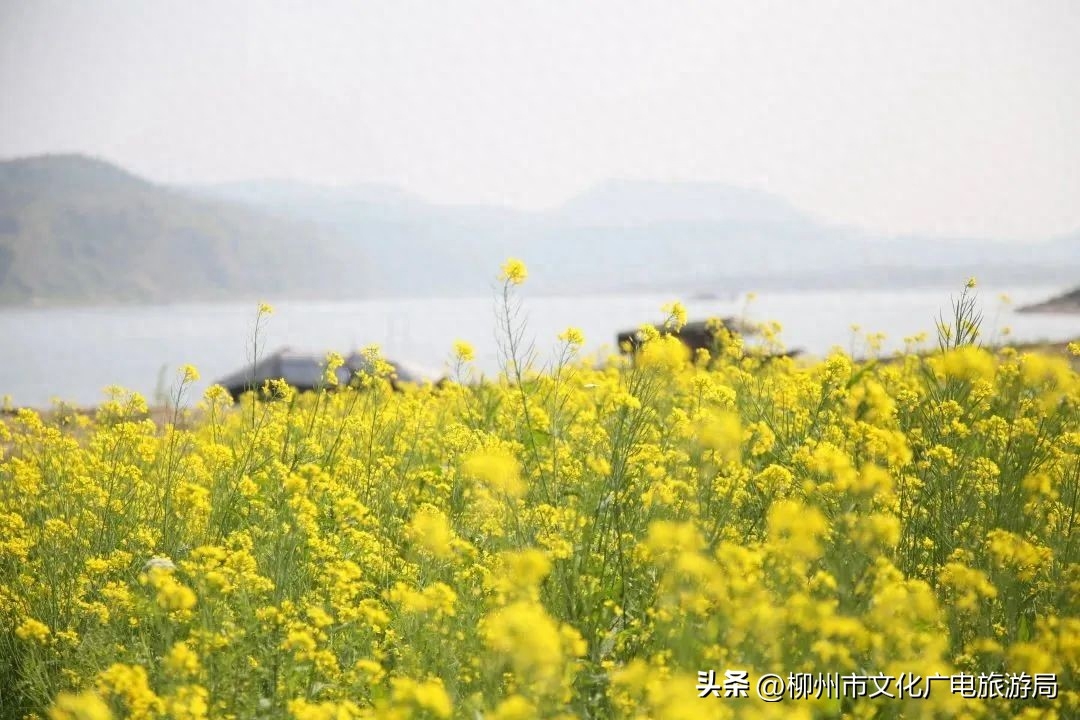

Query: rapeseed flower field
(2, 262), (1078, 720)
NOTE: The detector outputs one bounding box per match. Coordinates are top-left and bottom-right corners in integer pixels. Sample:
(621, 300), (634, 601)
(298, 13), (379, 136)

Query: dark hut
(215, 347), (436, 400)
(616, 318), (802, 360)
(616, 318), (755, 355)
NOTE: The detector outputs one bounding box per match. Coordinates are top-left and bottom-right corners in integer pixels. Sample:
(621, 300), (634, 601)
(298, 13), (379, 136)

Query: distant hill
(184, 179), (538, 297)
(2, 154), (1079, 305)
(0, 155), (367, 305)
(192, 177), (1080, 297)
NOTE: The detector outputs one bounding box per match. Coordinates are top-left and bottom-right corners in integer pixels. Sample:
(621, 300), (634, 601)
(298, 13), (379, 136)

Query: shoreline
(1018, 286), (1080, 315)
(4, 337), (1077, 415)
(1017, 302), (1080, 315)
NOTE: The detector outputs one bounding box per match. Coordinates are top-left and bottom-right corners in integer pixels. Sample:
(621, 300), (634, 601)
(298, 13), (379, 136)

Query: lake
(2, 285), (1079, 408)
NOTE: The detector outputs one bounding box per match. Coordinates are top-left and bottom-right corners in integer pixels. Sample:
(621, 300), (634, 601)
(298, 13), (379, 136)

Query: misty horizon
(5, 150), (1079, 247)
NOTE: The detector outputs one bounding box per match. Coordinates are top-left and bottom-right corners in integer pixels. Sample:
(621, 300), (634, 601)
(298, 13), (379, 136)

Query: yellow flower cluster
(499, 258), (528, 285)
(452, 340), (475, 363)
(1, 273), (1079, 720)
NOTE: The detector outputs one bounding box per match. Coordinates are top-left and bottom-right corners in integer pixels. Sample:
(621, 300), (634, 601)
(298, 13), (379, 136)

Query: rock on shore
(1018, 286), (1080, 314)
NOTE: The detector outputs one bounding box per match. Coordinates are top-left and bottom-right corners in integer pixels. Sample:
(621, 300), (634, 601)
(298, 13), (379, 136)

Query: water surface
(2, 286), (1078, 408)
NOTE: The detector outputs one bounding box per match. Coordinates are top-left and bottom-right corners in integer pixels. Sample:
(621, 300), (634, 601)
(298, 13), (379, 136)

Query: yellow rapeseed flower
(986, 529), (1052, 582)
(695, 410), (742, 463)
(558, 327), (585, 346)
(768, 500), (830, 564)
(489, 549), (553, 602)
(499, 258), (528, 285)
(164, 641), (201, 676)
(287, 699), (362, 720)
(453, 340), (476, 362)
(482, 600), (583, 694)
(323, 351), (345, 387)
(179, 364), (200, 383)
(488, 695), (536, 720)
(461, 447), (525, 498)
(390, 677), (453, 718)
(15, 617), (51, 644)
(638, 334), (689, 371)
(167, 685), (209, 720)
(406, 505), (455, 559)
(939, 562), (997, 613)
(939, 346), (996, 381)
(661, 301), (688, 332)
(96, 664), (164, 718)
(48, 691), (112, 720)
(141, 566), (197, 613)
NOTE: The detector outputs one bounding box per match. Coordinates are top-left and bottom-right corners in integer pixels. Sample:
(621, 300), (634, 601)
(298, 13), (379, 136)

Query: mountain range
(1, 154), (1077, 305)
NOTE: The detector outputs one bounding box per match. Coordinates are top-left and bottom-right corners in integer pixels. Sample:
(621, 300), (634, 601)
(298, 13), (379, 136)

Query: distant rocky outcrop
(1018, 286), (1080, 314)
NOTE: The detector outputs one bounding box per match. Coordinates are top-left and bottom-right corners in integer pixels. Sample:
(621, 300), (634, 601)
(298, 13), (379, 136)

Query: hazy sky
(2, 0), (1078, 240)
